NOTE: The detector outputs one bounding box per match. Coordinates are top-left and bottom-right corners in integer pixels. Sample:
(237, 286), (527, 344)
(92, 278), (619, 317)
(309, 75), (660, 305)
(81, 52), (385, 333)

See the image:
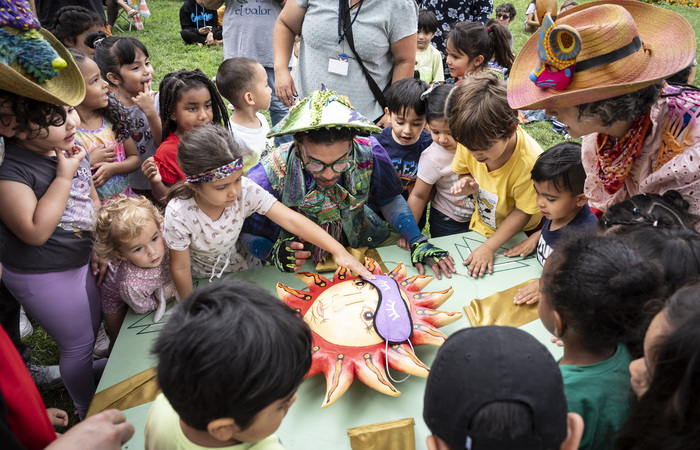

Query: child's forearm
(407, 178), (433, 224)
(482, 208), (532, 253)
(149, 181), (170, 205)
(146, 112), (162, 146)
(170, 250), (193, 299)
(110, 155), (142, 175)
(267, 202), (346, 256)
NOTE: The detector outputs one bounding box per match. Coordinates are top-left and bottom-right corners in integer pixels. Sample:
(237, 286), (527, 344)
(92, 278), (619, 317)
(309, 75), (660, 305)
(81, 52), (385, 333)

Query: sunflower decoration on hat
(508, 0), (695, 110)
(268, 86), (382, 138)
(0, 0), (85, 106)
(278, 259), (462, 407)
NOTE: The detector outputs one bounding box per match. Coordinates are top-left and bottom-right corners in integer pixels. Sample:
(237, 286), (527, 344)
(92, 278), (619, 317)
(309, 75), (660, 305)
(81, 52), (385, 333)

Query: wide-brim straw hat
(0, 28), (86, 106)
(508, 0), (695, 110)
(268, 88), (382, 138)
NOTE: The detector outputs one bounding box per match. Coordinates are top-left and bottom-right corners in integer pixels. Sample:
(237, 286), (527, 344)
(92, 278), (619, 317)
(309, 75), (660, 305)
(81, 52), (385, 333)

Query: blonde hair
(95, 195), (164, 260)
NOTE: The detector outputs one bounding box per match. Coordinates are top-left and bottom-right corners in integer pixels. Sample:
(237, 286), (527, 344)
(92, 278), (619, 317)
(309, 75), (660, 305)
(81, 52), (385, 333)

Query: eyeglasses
(497, 13), (510, 19)
(299, 145), (352, 174)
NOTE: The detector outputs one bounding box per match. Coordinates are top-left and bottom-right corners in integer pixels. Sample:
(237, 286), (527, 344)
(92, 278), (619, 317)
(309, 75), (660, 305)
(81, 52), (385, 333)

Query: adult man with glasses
(241, 89), (455, 279)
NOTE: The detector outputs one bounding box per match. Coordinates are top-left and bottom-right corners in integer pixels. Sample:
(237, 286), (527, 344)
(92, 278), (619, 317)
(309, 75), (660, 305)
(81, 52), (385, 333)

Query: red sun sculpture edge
(276, 258), (463, 408)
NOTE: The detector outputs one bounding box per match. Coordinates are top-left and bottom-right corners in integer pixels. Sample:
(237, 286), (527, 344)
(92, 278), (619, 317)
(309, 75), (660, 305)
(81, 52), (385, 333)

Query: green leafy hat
(267, 88), (382, 138)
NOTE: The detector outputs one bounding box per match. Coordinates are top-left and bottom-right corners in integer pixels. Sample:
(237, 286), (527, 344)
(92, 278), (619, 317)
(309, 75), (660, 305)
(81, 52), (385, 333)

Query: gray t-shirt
(222, 0), (283, 66)
(294, 0), (418, 120)
(117, 92), (161, 191)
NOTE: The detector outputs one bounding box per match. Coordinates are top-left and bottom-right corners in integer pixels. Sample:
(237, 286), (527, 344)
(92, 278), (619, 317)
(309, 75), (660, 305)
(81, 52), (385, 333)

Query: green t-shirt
(560, 344), (633, 450)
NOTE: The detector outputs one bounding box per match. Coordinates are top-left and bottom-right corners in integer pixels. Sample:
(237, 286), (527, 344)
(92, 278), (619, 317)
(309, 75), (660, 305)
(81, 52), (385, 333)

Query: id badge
(328, 53), (349, 76)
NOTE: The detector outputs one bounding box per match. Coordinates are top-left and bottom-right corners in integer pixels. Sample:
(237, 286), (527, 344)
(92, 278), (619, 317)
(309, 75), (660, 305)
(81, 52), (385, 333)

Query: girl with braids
(46, 5), (105, 60)
(141, 69), (229, 203)
(445, 21), (514, 81)
(93, 36), (161, 200)
(163, 124), (372, 299)
(72, 50), (141, 203)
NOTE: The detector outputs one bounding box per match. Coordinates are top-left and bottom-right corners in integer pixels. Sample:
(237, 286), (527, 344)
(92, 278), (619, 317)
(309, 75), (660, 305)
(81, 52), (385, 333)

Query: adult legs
(264, 66), (292, 146)
(2, 265), (103, 417)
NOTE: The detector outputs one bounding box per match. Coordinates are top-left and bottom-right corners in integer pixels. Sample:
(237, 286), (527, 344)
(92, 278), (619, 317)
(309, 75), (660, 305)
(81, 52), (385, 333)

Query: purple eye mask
(364, 275), (413, 344)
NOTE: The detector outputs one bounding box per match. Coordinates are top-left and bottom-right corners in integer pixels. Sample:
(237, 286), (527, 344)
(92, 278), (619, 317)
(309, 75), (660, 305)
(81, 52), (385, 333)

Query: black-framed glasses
(299, 145), (353, 174)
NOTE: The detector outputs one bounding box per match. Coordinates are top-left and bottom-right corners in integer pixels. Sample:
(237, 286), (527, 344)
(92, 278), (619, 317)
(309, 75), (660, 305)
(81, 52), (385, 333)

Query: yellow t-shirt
(145, 394), (285, 450)
(451, 125), (543, 237)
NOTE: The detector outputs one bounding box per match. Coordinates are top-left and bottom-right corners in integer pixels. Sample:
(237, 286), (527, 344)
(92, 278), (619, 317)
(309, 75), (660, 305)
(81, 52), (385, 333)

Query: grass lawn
(26, 0), (700, 431)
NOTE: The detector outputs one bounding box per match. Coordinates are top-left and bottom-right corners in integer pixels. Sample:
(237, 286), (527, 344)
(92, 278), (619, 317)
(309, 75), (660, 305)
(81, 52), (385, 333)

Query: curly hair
(0, 91), (67, 140)
(69, 49), (130, 142)
(577, 82), (663, 127)
(95, 195), (164, 261)
(159, 69), (230, 142)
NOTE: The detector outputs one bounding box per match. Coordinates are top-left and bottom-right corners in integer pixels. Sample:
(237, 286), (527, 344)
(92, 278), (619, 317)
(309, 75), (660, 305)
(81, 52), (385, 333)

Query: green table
(95, 231), (561, 449)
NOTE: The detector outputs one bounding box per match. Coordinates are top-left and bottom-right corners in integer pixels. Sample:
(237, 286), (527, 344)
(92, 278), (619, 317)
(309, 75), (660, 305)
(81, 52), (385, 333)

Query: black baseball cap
(423, 326), (568, 450)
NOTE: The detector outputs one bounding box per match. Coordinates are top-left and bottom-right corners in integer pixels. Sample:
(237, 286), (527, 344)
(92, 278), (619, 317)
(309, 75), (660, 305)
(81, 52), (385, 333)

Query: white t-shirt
(417, 142), (474, 223)
(164, 177), (277, 278)
(229, 112), (274, 162)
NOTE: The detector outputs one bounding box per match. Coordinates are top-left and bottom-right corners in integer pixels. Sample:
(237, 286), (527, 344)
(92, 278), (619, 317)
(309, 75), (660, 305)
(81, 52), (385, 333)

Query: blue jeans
(429, 206), (471, 238)
(265, 66), (292, 146)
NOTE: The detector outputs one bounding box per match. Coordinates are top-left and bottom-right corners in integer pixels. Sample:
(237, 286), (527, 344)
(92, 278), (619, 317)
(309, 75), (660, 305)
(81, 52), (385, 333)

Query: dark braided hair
(598, 191), (693, 234)
(158, 69), (230, 142)
(46, 6), (105, 48)
(69, 49), (130, 142)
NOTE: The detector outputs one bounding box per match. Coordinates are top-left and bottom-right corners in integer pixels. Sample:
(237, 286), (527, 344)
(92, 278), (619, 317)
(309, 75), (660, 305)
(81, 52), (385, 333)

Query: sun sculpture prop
(277, 258), (463, 407)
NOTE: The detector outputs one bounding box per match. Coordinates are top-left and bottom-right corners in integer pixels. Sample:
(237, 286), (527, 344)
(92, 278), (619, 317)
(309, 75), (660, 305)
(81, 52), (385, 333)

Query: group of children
(3, 1), (700, 449)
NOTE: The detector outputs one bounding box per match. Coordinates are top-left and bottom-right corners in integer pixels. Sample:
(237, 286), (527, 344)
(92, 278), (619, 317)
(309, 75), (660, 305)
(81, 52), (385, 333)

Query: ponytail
(447, 21), (514, 74)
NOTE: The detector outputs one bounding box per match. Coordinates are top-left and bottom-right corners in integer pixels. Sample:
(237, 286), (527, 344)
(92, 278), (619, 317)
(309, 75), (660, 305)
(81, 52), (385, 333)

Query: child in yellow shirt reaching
(449, 73), (542, 277)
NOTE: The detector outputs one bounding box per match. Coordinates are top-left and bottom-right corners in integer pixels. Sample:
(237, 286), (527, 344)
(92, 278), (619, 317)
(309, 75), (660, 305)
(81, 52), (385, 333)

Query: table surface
(96, 231), (561, 449)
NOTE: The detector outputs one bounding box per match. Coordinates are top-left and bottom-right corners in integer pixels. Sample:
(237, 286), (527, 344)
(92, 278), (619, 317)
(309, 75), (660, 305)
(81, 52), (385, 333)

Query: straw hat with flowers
(508, 0), (695, 110)
(0, 0), (85, 106)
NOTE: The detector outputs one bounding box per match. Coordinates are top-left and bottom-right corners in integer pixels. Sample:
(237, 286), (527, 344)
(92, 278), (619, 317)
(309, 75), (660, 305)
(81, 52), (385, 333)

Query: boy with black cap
(423, 326), (583, 450)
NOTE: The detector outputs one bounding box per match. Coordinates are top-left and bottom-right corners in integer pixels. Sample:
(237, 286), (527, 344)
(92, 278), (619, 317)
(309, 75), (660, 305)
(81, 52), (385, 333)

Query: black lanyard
(337, 0), (364, 45)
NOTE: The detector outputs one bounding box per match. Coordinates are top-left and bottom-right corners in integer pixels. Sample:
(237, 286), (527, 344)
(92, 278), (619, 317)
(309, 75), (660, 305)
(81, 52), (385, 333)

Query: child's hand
(46, 408), (69, 427)
(333, 251), (375, 280)
(132, 82), (156, 115)
(463, 243), (494, 278)
(89, 145), (117, 165)
(205, 33), (215, 46)
(141, 157), (161, 183)
(92, 162), (117, 188)
(396, 238), (410, 251)
(629, 358), (649, 398)
(55, 145), (87, 180)
(514, 279), (540, 305)
(198, 27), (210, 35)
(91, 251), (109, 286)
(504, 236), (537, 258)
(450, 175), (479, 196)
(550, 334), (564, 347)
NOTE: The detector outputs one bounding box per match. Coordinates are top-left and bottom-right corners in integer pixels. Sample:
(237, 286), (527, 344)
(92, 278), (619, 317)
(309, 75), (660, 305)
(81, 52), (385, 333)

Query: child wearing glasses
(163, 124), (372, 299)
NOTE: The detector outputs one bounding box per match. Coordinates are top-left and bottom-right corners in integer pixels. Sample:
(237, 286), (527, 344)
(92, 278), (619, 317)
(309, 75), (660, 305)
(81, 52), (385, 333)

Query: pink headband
(185, 157), (243, 183)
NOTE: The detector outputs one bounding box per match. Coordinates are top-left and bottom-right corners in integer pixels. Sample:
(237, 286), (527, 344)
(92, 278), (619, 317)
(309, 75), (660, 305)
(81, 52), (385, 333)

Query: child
(449, 73), (543, 277)
(370, 78), (433, 197)
(94, 36), (162, 200)
(0, 98), (104, 419)
(215, 57), (274, 163)
(445, 21), (513, 81)
(597, 191), (693, 234)
(72, 50), (141, 203)
(179, 0), (223, 46)
(164, 124), (372, 298)
(405, 84), (474, 240)
(524, 0), (539, 32)
(504, 142), (598, 304)
(146, 279), (312, 449)
(46, 6), (105, 59)
(538, 234), (664, 450)
(142, 69), (230, 203)
(619, 283), (700, 449)
(423, 326), (584, 450)
(415, 9), (444, 84)
(95, 196), (176, 346)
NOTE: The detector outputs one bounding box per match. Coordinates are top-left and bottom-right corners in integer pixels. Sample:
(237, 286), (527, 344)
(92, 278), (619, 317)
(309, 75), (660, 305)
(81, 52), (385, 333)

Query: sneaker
(28, 364), (63, 390)
(93, 324), (110, 359)
(19, 307), (33, 339)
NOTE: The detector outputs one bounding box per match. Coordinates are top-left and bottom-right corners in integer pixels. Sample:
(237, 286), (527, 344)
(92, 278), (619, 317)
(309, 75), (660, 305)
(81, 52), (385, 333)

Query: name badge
(328, 57), (349, 76)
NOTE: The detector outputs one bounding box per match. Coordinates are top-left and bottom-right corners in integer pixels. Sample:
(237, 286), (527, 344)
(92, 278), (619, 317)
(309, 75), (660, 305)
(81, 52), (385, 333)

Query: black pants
(0, 281), (30, 362)
(180, 28), (223, 45)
